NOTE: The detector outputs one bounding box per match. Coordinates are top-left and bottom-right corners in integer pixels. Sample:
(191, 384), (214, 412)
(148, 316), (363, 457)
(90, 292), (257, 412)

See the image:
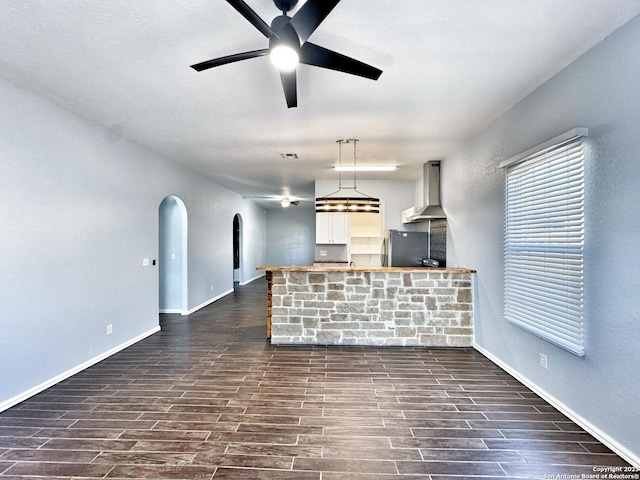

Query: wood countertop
(257, 265), (476, 273)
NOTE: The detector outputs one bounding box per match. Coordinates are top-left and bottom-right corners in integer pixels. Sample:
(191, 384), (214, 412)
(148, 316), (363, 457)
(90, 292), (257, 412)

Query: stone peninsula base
(268, 269), (474, 346)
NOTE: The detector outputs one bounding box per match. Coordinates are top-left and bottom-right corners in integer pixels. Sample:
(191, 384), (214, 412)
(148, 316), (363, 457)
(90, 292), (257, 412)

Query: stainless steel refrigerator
(382, 230), (431, 267)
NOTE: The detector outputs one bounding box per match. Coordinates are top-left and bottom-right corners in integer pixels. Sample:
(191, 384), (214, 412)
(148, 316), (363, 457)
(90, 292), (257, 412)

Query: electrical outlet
(106, 324), (113, 335)
(540, 353), (548, 369)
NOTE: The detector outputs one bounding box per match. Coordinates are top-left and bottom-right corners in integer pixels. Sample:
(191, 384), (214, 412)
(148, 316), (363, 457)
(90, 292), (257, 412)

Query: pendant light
(315, 139), (380, 213)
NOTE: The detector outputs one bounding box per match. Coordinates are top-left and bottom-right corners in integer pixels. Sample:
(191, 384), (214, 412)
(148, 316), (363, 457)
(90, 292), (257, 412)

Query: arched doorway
(233, 213), (243, 287)
(159, 195), (188, 314)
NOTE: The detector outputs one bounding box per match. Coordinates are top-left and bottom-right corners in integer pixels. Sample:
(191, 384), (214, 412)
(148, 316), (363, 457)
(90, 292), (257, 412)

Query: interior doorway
(233, 214), (242, 287)
(159, 195), (188, 314)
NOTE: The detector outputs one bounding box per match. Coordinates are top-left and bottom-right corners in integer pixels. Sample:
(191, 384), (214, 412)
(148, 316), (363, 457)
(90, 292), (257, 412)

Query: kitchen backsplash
(314, 244), (348, 262)
(430, 219), (447, 267)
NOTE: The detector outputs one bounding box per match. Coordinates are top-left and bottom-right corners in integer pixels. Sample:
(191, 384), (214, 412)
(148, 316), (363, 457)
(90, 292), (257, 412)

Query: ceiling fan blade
(280, 69), (297, 108)
(190, 49), (269, 71)
(226, 0), (276, 38)
(289, 0), (341, 44)
(299, 42), (382, 80)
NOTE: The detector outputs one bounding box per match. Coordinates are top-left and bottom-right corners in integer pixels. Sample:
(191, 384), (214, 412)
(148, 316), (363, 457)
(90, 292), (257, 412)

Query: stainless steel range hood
(402, 161), (446, 223)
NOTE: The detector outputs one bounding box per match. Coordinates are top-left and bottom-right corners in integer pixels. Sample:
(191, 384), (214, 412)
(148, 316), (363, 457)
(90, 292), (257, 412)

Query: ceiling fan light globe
(280, 198), (291, 207)
(270, 45), (299, 72)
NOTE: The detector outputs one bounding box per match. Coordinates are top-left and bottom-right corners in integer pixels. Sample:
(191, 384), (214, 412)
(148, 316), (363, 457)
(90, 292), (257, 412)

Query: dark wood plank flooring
(0, 279), (632, 479)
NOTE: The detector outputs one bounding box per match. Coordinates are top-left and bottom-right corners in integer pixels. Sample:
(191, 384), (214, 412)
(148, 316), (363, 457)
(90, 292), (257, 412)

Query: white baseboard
(183, 289), (234, 315)
(176, 276), (267, 317)
(474, 343), (640, 467)
(159, 308), (183, 314)
(0, 326), (161, 414)
(178, 276), (265, 315)
(240, 273), (265, 286)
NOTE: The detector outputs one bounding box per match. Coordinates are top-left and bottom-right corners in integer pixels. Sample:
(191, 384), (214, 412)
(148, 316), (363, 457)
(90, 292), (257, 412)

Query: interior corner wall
(265, 206), (315, 266)
(159, 196), (185, 311)
(238, 202), (268, 285)
(443, 15), (640, 462)
(0, 76), (266, 409)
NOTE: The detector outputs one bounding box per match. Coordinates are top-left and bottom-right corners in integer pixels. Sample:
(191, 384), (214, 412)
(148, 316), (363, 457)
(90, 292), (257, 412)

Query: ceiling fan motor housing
(273, 0), (298, 13)
(269, 16), (300, 51)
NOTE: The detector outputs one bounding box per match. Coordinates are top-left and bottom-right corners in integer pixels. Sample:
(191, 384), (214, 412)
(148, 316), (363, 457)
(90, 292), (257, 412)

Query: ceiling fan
(245, 195), (303, 207)
(191, 0), (383, 108)
(275, 197), (300, 207)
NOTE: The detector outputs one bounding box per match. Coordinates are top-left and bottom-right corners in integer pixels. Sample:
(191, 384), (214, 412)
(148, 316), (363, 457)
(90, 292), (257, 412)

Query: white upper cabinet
(316, 214), (349, 244)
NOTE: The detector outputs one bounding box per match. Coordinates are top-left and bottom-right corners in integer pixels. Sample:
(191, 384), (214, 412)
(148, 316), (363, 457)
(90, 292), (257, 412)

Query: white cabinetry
(316, 214), (349, 244)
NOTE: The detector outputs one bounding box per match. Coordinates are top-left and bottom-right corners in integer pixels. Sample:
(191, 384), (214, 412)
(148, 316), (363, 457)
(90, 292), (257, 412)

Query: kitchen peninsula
(257, 265), (475, 346)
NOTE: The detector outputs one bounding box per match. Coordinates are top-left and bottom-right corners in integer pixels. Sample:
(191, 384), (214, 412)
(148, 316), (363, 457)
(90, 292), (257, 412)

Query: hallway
(0, 279), (631, 479)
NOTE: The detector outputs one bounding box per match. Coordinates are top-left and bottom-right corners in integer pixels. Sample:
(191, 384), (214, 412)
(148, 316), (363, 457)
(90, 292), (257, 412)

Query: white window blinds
(503, 132), (586, 356)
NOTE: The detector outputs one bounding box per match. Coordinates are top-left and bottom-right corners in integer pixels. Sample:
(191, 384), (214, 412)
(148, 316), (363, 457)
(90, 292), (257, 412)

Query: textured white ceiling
(2, 1), (639, 206)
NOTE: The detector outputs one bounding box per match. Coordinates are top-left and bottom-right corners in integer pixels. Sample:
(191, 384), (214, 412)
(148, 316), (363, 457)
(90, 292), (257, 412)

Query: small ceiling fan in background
(191, 0), (383, 108)
(245, 195), (302, 207)
(276, 197), (300, 207)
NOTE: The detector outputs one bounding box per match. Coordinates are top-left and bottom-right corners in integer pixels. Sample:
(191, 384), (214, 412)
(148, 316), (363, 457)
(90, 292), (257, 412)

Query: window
(501, 129), (588, 356)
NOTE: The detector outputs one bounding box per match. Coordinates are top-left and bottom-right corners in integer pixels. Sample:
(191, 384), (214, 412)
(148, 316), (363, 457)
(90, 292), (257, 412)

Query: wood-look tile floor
(0, 280), (632, 479)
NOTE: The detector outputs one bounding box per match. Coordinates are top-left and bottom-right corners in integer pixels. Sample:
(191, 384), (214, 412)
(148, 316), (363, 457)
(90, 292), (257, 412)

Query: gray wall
(266, 206), (315, 266)
(0, 76), (266, 409)
(237, 209), (268, 286)
(444, 15), (640, 461)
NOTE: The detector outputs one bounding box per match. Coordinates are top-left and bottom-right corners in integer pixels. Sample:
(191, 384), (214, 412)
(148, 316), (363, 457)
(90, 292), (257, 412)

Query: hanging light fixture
(315, 139), (380, 214)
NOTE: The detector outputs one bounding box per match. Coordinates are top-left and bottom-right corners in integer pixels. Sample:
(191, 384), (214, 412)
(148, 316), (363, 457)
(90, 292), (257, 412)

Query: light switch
(171, 253), (176, 260)
(142, 258), (150, 266)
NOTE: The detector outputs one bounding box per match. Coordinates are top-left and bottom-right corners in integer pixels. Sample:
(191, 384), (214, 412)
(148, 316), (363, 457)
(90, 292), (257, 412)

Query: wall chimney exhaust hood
(402, 161), (446, 223)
